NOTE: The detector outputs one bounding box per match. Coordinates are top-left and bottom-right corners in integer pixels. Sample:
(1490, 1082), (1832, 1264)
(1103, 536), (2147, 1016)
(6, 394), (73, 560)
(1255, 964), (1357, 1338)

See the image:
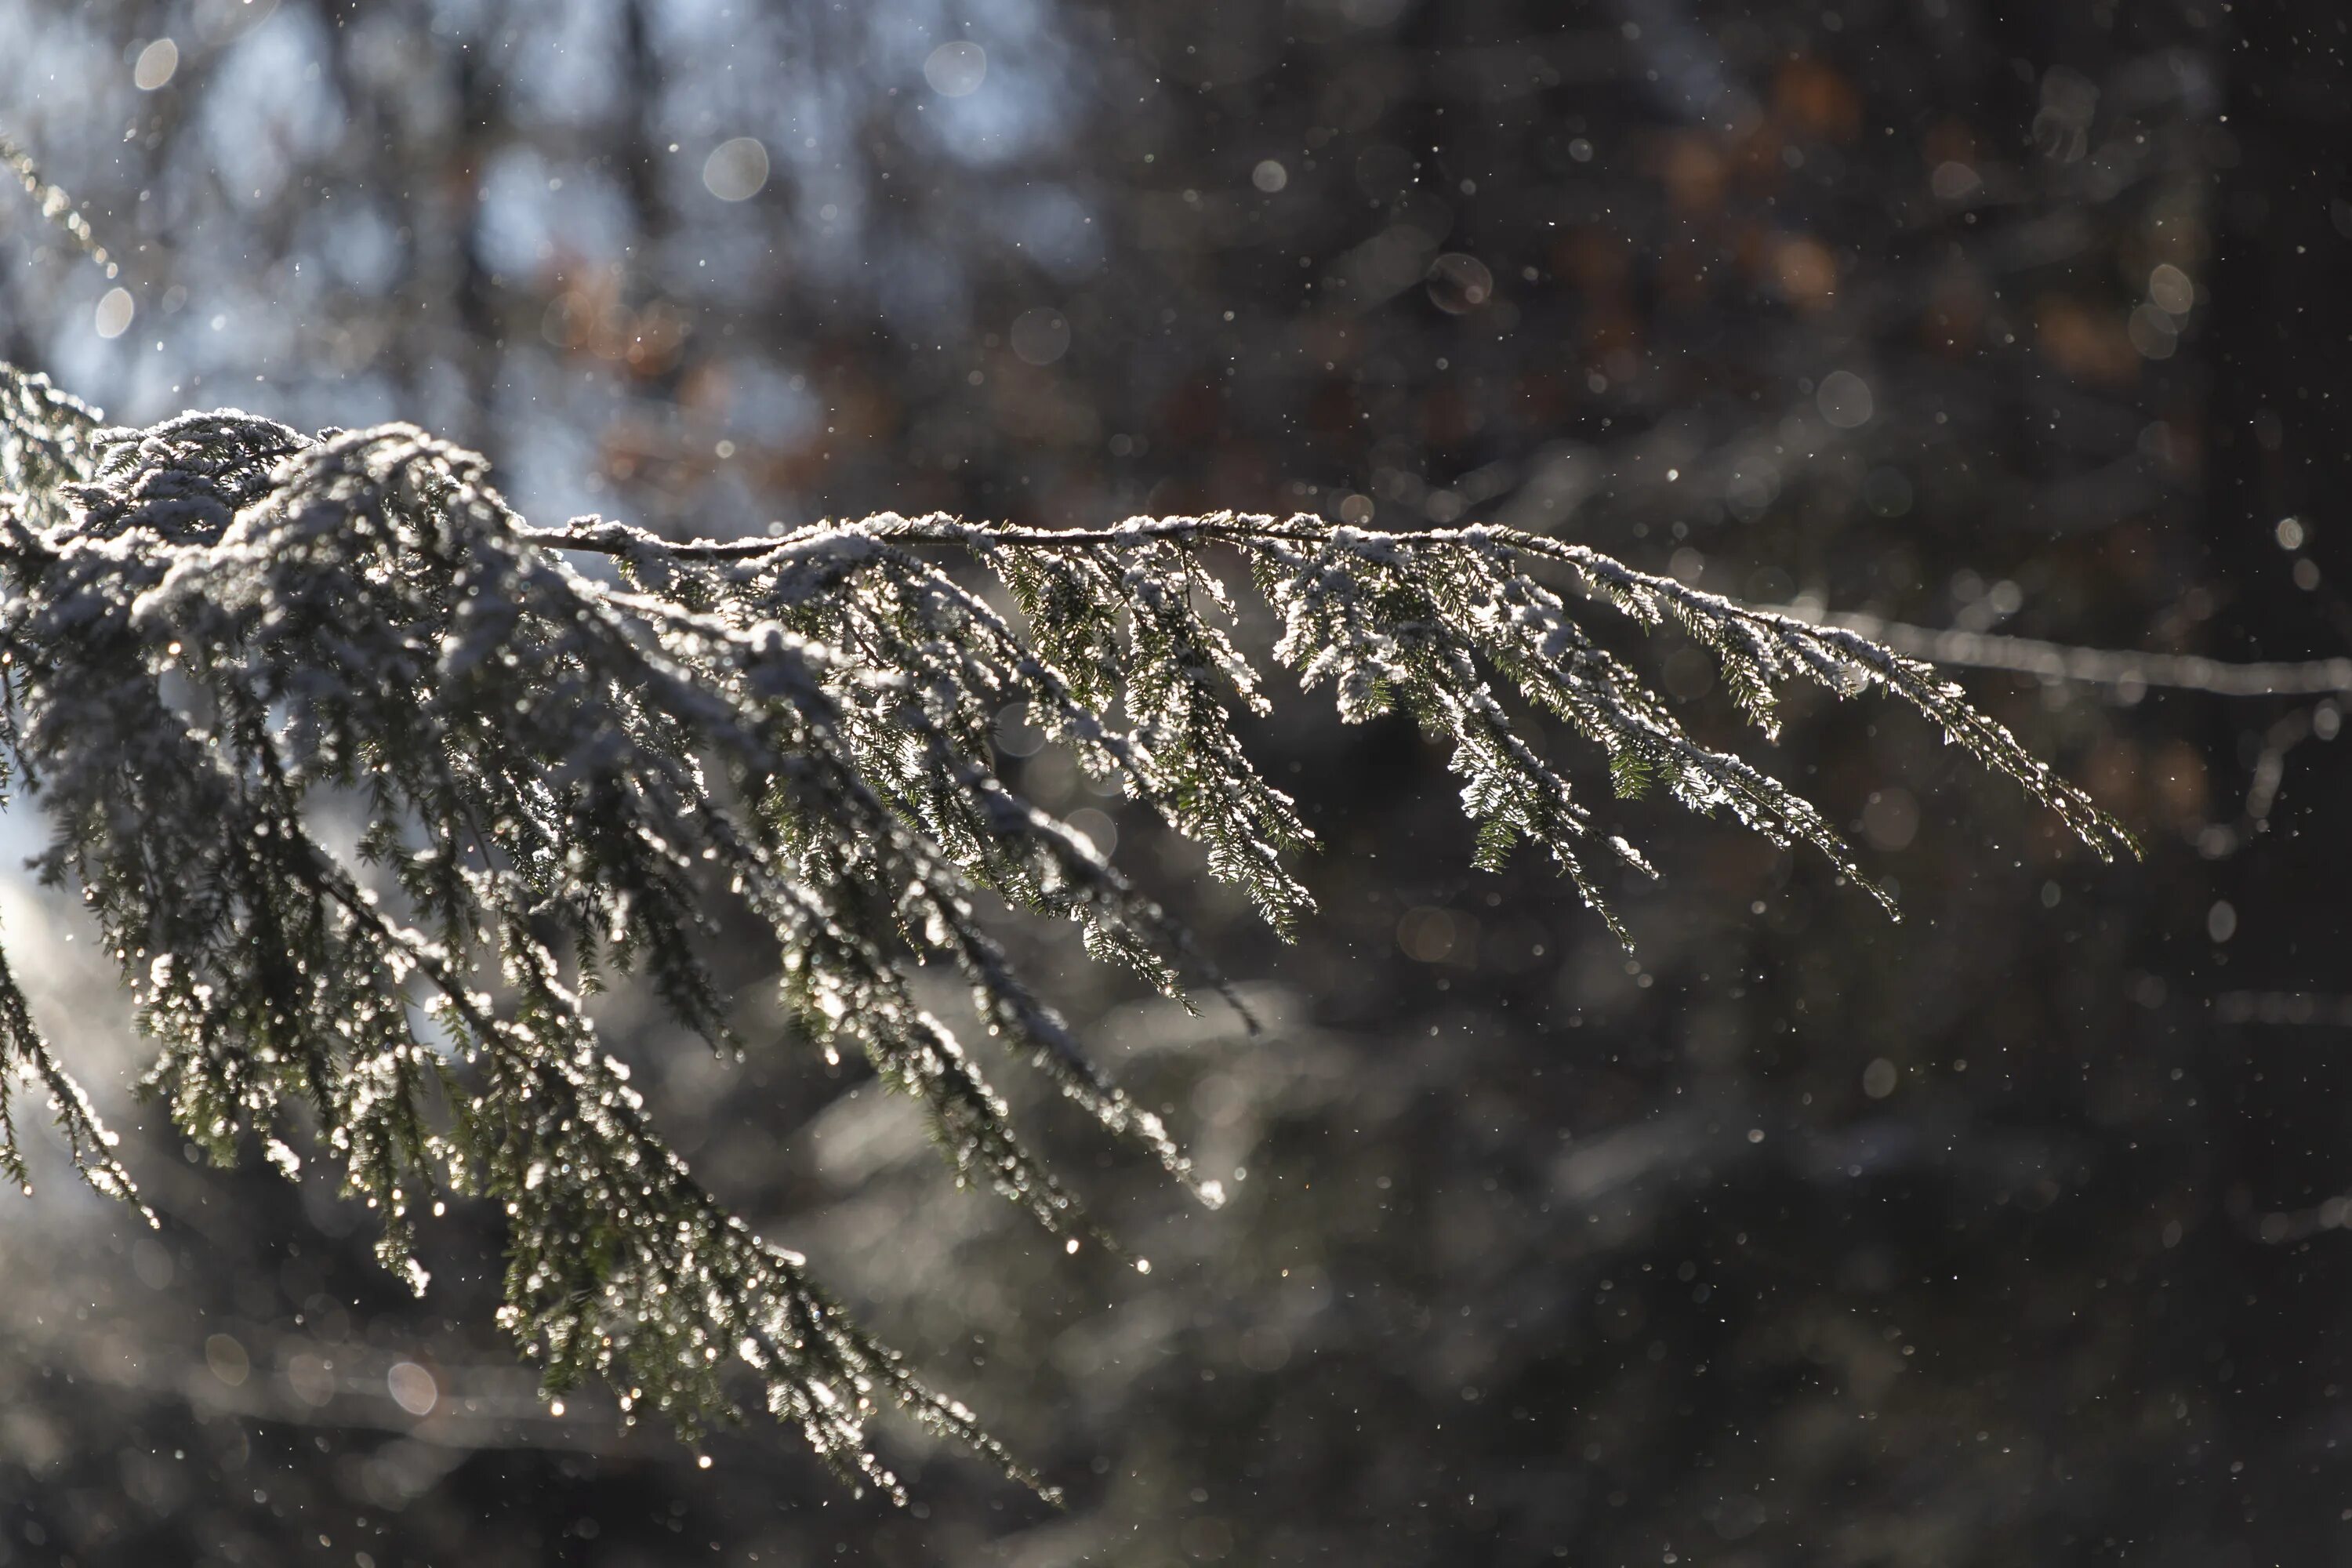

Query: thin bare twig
(2215, 992), (2352, 1028)
(1779, 608), (2352, 699)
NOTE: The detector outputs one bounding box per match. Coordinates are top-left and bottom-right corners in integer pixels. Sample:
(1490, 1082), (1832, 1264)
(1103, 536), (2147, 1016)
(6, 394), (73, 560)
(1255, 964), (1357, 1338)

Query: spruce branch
(0, 365), (2132, 1494)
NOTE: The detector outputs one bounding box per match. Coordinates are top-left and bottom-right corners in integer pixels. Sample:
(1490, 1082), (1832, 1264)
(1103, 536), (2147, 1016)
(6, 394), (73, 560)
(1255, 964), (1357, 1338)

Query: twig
(0, 128), (118, 278)
(2215, 992), (2352, 1028)
(1778, 608), (2352, 699)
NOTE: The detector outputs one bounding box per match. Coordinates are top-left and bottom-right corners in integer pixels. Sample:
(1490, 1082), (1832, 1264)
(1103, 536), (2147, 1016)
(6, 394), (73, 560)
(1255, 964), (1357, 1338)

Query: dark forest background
(2, 0), (2350, 1563)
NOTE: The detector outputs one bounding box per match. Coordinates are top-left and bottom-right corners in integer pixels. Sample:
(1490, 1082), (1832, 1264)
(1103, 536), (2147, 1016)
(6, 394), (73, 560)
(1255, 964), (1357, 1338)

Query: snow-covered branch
(0, 365), (2131, 1493)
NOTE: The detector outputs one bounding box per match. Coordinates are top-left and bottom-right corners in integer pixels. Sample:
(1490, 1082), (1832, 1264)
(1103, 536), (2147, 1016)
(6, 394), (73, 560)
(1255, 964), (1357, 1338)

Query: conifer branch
(0, 365), (2132, 1493)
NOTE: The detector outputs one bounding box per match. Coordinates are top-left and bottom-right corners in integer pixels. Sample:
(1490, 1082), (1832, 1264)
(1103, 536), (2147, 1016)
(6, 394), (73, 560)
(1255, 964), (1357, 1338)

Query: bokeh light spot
(1817, 369), (1875, 428)
(205, 1334), (250, 1388)
(387, 1360), (438, 1417)
(924, 41), (988, 97)
(1425, 252), (1494, 314)
(702, 138), (770, 202)
(1010, 307), (1070, 365)
(133, 38), (179, 91)
(94, 288), (135, 339)
(2148, 263), (2195, 317)
(1861, 788), (1919, 852)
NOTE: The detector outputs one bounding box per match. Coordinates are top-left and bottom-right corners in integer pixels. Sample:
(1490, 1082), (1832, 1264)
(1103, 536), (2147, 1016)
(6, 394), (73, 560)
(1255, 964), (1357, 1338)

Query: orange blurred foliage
(1772, 234), (1838, 311)
(1775, 57), (1863, 143)
(1656, 132), (1729, 216)
(2034, 295), (2140, 387)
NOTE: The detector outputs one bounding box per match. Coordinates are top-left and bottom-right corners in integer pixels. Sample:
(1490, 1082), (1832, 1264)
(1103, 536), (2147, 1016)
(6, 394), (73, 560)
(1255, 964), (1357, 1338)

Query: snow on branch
(0, 365), (2130, 1493)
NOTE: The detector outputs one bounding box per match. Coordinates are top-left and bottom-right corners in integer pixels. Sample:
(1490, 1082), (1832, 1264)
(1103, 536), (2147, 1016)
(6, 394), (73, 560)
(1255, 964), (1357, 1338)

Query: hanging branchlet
(0, 365), (2132, 1494)
(0, 131), (118, 281)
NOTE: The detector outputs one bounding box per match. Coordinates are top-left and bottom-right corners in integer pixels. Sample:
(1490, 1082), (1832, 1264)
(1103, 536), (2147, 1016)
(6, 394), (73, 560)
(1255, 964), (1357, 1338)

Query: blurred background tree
(1, 0), (2347, 1564)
